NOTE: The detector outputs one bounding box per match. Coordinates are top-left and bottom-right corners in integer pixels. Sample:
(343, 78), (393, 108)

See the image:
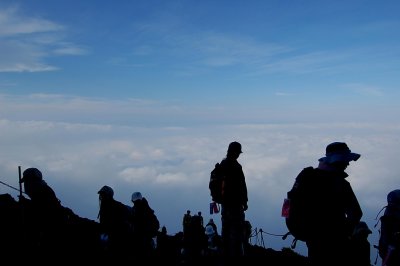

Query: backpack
(142, 199), (160, 238)
(209, 162), (225, 204)
(282, 166), (316, 247)
(375, 189), (400, 265)
(147, 209), (160, 238)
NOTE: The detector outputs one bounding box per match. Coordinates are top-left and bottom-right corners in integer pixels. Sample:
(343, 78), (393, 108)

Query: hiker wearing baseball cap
(219, 141), (248, 262)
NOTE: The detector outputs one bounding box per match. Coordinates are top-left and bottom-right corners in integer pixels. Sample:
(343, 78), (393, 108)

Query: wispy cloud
(0, 5), (86, 72)
(0, 6), (63, 36)
(342, 83), (385, 97)
(130, 21), (291, 68)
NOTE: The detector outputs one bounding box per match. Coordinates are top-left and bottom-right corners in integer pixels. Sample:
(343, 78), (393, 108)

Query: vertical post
(18, 166), (22, 197)
(18, 166), (25, 234)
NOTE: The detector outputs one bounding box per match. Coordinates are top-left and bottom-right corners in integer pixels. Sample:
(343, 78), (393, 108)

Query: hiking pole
(18, 166), (22, 198)
(18, 166), (26, 240)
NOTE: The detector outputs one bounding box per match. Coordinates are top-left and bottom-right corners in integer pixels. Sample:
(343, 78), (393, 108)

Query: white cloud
(0, 93), (399, 259)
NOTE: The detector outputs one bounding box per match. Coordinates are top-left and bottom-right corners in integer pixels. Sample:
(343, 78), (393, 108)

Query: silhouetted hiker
(198, 211), (204, 227)
(183, 209), (192, 235)
(244, 220), (252, 244)
(19, 167), (70, 262)
(156, 225), (169, 257)
(130, 191), (159, 259)
(348, 221), (372, 266)
(97, 185), (132, 262)
(181, 213), (208, 265)
(206, 218), (218, 235)
(294, 142), (363, 266)
(205, 220), (222, 259)
(219, 141), (248, 262)
(377, 189), (400, 266)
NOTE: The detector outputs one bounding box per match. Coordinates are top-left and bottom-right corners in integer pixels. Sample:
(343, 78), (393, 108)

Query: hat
(352, 221), (372, 237)
(21, 168), (42, 183)
(131, 191), (143, 202)
(98, 185), (114, 198)
(387, 189), (400, 206)
(318, 142), (360, 164)
(205, 225), (215, 236)
(228, 141), (243, 154)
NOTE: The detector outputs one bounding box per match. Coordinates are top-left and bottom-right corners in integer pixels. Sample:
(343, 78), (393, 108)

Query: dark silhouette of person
(181, 213), (208, 265)
(299, 142), (363, 266)
(205, 221), (222, 259)
(183, 209), (192, 235)
(378, 189), (400, 266)
(19, 167), (70, 262)
(348, 221), (372, 266)
(198, 211), (204, 227)
(219, 141), (248, 262)
(130, 191), (159, 259)
(156, 225), (169, 257)
(97, 185), (132, 262)
(206, 218), (218, 235)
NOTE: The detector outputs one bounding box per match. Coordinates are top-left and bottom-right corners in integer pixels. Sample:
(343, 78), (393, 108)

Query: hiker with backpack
(129, 191), (160, 259)
(19, 167), (71, 262)
(377, 189), (400, 266)
(348, 221), (372, 266)
(286, 142), (363, 266)
(217, 141), (248, 262)
(97, 185), (132, 262)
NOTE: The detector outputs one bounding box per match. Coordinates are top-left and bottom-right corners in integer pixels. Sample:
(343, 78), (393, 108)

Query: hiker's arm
(344, 182), (363, 233)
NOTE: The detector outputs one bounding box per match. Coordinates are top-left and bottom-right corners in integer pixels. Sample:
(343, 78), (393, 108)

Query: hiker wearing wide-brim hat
(294, 142), (363, 266)
(318, 142), (361, 164)
(317, 142), (361, 174)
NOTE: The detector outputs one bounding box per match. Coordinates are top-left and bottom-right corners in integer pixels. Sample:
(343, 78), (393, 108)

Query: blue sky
(0, 1), (399, 263)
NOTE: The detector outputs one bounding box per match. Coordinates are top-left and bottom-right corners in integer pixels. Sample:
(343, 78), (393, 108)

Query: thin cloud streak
(0, 6), (63, 36)
(0, 6), (85, 72)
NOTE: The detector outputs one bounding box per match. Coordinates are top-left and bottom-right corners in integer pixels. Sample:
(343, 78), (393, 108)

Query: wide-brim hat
(319, 142), (360, 164)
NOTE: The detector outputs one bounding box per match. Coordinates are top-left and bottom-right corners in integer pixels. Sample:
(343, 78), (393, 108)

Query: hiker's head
(21, 168), (43, 183)
(131, 191), (143, 203)
(21, 168), (44, 197)
(205, 225), (216, 236)
(227, 141), (242, 158)
(319, 142), (360, 169)
(98, 185), (114, 200)
(387, 189), (400, 207)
